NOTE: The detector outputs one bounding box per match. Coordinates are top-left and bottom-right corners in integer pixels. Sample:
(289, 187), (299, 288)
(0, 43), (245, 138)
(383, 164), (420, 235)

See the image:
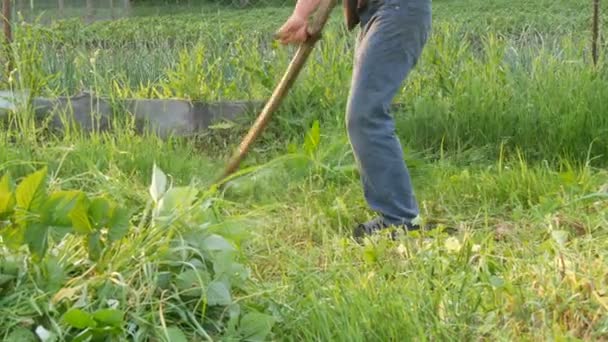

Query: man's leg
(346, 0), (431, 234)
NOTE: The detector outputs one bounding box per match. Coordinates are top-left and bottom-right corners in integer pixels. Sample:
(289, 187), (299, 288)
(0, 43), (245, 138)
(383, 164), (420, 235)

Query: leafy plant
(0, 167), (130, 261)
(147, 165), (277, 341)
(61, 308), (125, 341)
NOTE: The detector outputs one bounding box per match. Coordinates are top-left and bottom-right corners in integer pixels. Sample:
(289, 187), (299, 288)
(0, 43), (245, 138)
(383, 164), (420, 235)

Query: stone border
(1, 90), (410, 138)
(0, 90), (264, 138)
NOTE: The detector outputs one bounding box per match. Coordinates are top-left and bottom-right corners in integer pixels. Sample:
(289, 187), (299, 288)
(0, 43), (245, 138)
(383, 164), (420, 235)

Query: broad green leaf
(156, 186), (198, 217)
(201, 234), (235, 253)
(156, 272), (172, 290)
(207, 220), (252, 246)
(1, 224), (25, 250)
(150, 164), (168, 203)
(92, 309), (124, 328)
(303, 120), (321, 156)
(226, 262), (249, 288)
(49, 225), (73, 241)
(206, 280), (232, 306)
(25, 223), (49, 258)
(107, 207), (130, 242)
(0, 257), (19, 276)
(163, 327), (187, 342)
(212, 251), (250, 288)
(62, 309), (97, 329)
(0, 273), (15, 286)
(87, 232), (103, 261)
(239, 311), (276, 342)
(226, 303), (241, 334)
(175, 269), (209, 298)
(6, 327), (38, 342)
(0, 173), (15, 219)
(88, 197), (111, 228)
(42, 191), (82, 227)
(69, 195), (92, 234)
(212, 250), (236, 274)
(190, 198), (219, 225)
(15, 167), (48, 212)
(222, 178), (257, 200)
(43, 256), (66, 292)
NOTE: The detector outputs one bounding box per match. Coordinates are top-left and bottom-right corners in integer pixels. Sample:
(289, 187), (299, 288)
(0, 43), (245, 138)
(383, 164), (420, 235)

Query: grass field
(1, 0), (608, 341)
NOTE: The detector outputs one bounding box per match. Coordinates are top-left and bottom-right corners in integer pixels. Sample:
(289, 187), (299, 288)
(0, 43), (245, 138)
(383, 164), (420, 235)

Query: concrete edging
(0, 90), (264, 138)
(0, 90), (410, 138)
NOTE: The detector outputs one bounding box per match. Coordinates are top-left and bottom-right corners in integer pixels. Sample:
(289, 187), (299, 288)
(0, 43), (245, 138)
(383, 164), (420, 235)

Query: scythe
(215, 0), (337, 185)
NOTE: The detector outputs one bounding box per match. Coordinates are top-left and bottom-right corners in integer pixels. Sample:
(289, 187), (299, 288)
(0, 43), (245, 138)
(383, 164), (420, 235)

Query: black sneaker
(352, 216), (457, 242)
(352, 216), (419, 241)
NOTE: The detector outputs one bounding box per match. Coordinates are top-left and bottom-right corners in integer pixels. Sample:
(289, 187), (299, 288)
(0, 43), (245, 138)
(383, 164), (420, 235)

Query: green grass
(1, 123), (607, 340)
(5, 0), (608, 165)
(1, 0), (608, 340)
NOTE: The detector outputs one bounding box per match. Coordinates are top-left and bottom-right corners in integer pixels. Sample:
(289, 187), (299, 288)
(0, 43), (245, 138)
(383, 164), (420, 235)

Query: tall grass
(6, 10), (608, 166)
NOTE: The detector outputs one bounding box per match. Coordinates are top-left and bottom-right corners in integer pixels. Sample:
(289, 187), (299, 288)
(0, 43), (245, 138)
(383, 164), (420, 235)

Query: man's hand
(276, 14), (309, 45)
(275, 0), (321, 45)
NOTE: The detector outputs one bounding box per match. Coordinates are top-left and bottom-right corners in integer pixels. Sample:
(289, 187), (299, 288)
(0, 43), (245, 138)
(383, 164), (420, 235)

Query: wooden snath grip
(217, 0), (337, 183)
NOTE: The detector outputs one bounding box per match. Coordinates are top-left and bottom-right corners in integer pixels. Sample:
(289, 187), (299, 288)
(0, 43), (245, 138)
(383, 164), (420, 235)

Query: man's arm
(293, 0), (322, 21)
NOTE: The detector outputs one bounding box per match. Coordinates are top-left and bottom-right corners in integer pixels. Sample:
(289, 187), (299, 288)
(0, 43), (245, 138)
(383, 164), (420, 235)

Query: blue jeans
(346, 0), (431, 226)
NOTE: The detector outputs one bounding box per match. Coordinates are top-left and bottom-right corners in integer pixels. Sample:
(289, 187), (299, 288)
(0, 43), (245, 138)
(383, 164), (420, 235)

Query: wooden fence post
(58, 0), (64, 18)
(86, 0), (94, 23)
(2, 0), (12, 77)
(3, 0), (11, 44)
(592, 0), (601, 66)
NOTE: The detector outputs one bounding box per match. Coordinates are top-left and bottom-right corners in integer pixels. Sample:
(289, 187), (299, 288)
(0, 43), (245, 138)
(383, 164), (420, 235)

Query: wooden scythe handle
(216, 0), (337, 184)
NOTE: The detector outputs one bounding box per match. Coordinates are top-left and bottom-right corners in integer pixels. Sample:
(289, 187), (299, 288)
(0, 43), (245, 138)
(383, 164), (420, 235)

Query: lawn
(1, 0), (607, 341)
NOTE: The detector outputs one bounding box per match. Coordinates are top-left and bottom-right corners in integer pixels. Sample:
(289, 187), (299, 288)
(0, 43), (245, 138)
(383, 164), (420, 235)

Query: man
(276, 0), (432, 239)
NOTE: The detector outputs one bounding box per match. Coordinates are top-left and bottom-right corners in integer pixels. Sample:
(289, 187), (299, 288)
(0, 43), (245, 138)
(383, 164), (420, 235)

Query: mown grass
(1, 0), (608, 340)
(1, 124), (607, 340)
